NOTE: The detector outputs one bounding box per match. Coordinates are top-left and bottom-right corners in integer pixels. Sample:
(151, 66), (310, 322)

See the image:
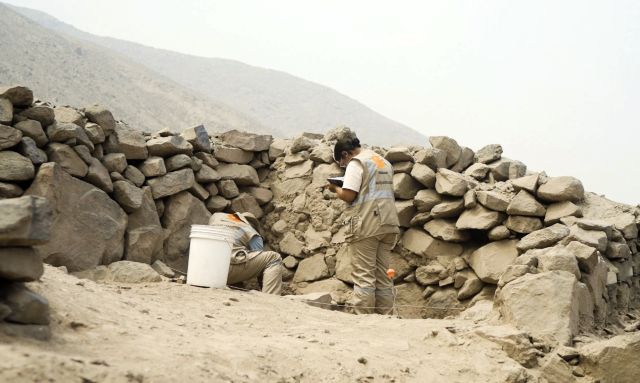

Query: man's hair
(333, 136), (361, 162)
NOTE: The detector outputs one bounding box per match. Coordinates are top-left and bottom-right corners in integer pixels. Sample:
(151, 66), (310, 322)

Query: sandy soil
(0, 266), (536, 383)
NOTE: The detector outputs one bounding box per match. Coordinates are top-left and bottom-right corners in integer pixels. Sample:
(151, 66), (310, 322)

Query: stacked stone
(262, 130), (640, 324)
(0, 85), (274, 276)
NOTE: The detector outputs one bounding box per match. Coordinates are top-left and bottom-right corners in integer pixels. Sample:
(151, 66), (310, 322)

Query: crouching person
(208, 212), (283, 295)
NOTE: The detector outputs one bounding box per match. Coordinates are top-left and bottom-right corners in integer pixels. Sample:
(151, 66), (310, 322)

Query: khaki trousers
(348, 233), (397, 315)
(227, 250), (283, 295)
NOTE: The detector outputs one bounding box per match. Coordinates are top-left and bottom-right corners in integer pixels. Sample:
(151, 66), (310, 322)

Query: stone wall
(1, 85), (639, 344)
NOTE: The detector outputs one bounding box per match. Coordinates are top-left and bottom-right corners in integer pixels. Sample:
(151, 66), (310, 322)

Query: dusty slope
(12, 5), (427, 146)
(0, 4), (264, 135)
(0, 266), (534, 383)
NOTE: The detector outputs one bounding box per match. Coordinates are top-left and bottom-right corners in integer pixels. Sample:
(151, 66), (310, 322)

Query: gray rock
(468, 240), (518, 283)
(475, 144), (503, 164)
(101, 152), (128, 174)
(214, 146), (253, 164)
(146, 136), (193, 157)
(410, 163), (436, 188)
(268, 138), (289, 160)
(309, 144), (333, 163)
(104, 124), (148, 160)
(517, 224), (570, 252)
(393, 173), (421, 199)
(392, 161), (414, 174)
(218, 179), (240, 199)
(488, 159), (524, 181)
(396, 200), (417, 228)
(19, 105), (55, 127)
(0, 284), (49, 325)
(456, 205), (505, 230)
(429, 136), (462, 167)
(488, 225), (511, 241)
(46, 143), (89, 177)
(244, 187), (273, 205)
(0, 85), (33, 106)
(424, 219), (470, 242)
(414, 148), (447, 170)
(290, 135), (315, 154)
(413, 189), (442, 212)
(293, 254), (330, 283)
(525, 246), (581, 280)
(430, 199), (465, 219)
(463, 190), (477, 208)
(279, 232), (304, 257)
(106, 261), (162, 283)
(384, 146), (413, 163)
(193, 152), (219, 168)
(46, 121), (81, 143)
(435, 169), (470, 196)
(544, 201), (582, 225)
(216, 164), (260, 186)
(206, 195), (230, 213)
(575, 219), (614, 239)
(415, 262), (445, 285)
(84, 122), (105, 144)
(0, 182), (23, 198)
(476, 191), (512, 212)
(0, 195), (52, 247)
(450, 147), (475, 173)
(506, 190), (546, 217)
(463, 163), (491, 180)
(189, 182), (210, 201)
(53, 106), (84, 126)
(125, 187), (164, 264)
(511, 174), (539, 193)
(0, 124), (22, 149)
(165, 154), (192, 171)
(565, 241), (598, 274)
(14, 120), (48, 147)
(497, 264), (538, 288)
(537, 176), (584, 202)
(505, 216), (543, 234)
(401, 228), (463, 258)
(84, 104), (116, 133)
(230, 193), (264, 219)
(147, 168), (196, 199)
(124, 165), (145, 187)
(195, 164), (221, 183)
(110, 172), (126, 182)
(83, 156), (113, 192)
(138, 156), (167, 177)
(0, 151), (35, 181)
(26, 163), (127, 271)
(92, 143), (104, 160)
(73, 145), (93, 164)
(220, 130), (272, 152)
(284, 160), (314, 179)
(606, 242), (631, 260)
(113, 181), (144, 213)
(457, 277), (484, 300)
(181, 125), (211, 153)
(18, 137), (47, 165)
(152, 260), (175, 278)
(0, 247), (44, 281)
(162, 191), (211, 262)
(565, 225), (608, 253)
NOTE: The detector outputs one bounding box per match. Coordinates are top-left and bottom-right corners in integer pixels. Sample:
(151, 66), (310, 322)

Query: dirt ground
(0, 266), (540, 383)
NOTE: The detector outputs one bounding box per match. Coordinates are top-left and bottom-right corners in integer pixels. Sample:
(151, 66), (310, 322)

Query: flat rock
(293, 254), (330, 283)
(220, 130), (272, 152)
(476, 191), (511, 212)
(505, 216), (543, 234)
(216, 164), (260, 186)
(496, 270), (580, 346)
(468, 240), (518, 284)
(284, 160), (314, 180)
(206, 195), (230, 213)
(517, 223), (570, 252)
(214, 146), (253, 164)
(151, 260), (175, 278)
(105, 124), (148, 160)
(524, 246), (581, 280)
(475, 144), (503, 164)
(424, 219), (470, 242)
(0, 151), (35, 181)
(401, 228), (463, 258)
(544, 201), (582, 225)
(194, 152), (219, 168)
(26, 163), (127, 271)
(244, 187), (273, 205)
(0, 196), (52, 247)
(511, 174), (539, 193)
(565, 225), (608, 253)
(146, 136), (193, 157)
(430, 199), (465, 219)
(506, 190), (546, 217)
(147, 168), (195, 199)
(0, 247), (44, 282)
(106, 261), (162, 283)
(463, 163), (491, 180)
(456, 204), (505, 230)
(537, 176), (584, 202)
(384, 146), (413, 163)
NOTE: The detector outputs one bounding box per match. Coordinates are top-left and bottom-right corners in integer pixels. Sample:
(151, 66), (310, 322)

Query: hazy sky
(5, 0), (640, 204)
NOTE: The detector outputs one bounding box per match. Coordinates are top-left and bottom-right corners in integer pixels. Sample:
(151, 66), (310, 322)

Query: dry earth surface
(0, 266), (534, 383)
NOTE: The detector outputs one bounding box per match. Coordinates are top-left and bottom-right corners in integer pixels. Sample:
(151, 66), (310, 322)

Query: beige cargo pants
(228, 250), (283, 295)
(348, 233), (397, 315)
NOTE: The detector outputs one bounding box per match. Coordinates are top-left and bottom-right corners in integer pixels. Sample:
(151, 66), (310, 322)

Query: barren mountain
(0, 4), (267, 135)
(11, 4), (427, 146)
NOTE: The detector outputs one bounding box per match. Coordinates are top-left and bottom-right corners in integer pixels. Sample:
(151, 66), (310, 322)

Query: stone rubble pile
(2, 85), (639, 349)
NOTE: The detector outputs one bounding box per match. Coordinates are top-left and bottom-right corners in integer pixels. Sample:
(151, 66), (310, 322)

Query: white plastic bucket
(187, 225), (234, 288)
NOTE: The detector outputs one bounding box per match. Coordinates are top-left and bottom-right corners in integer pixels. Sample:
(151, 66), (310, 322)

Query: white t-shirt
(342, 160), (364, 192)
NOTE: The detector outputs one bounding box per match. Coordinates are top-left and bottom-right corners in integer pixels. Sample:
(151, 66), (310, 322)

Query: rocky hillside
(1, 86), (639, 381)
(0, 4), (265, 135)
(8, 4), (427, 146)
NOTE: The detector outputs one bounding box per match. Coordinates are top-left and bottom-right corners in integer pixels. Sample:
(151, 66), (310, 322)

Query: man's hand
(327, 183), (338, 193)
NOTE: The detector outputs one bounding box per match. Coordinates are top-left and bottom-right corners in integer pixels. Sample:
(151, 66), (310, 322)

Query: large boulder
(401, 228), (463, 258)
(564, 225), (608, 253)
(162, 191), (211, 262)
(147, 168), (195, 199)
(220, 130), (272, 152)
(284, 160), (314, 180)
(384, 146), (413, 163)
(25, 163), (127, 271)
(468, 240), (518, 284)
(506, 190), (546, 217)
(435, 169), (469, 197)
(125, 187), (163, 264)
(537, 176), (584, 202)
(0, 196), (52, 247)
(0, 151), (35, 181)
(496, 271), (580, 345)
(456, 205), (505, 230)
(517, 224), (570, 252)
(450, 147), (475, 173)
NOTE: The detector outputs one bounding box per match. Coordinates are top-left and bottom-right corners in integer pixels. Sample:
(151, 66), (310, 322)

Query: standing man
(327, 131), (400, 314)
(208, 212), (283, 295)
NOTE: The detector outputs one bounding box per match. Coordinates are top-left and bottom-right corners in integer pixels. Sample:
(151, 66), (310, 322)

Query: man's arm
(328, 184), (358, 203)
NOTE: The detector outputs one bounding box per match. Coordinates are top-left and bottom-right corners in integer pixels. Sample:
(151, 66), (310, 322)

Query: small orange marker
(386, 268), (396, 279)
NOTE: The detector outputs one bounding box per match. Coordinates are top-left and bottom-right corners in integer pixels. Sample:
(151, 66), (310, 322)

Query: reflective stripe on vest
(352, 152), (395, 206)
